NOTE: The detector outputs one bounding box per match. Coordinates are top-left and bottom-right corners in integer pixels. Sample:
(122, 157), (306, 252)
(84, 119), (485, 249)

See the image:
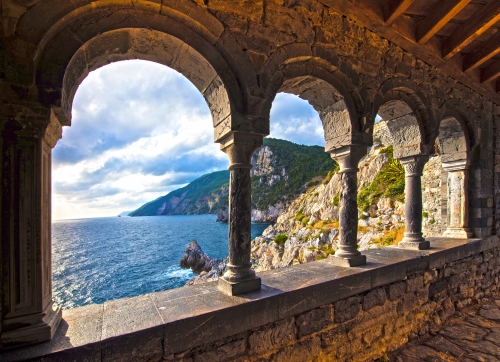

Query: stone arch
(29, 0), (259, 140)
(259, 46), (371, 152)
(432, 101), (474, 239)
(434, 100), (476, 157)
(373, 80), (433, 159)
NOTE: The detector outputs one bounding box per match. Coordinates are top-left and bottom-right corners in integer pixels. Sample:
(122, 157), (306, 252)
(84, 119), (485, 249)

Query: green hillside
(129, 138), (336, 217)
(251, 138), (336, 209)
(129, 170), (229, 216)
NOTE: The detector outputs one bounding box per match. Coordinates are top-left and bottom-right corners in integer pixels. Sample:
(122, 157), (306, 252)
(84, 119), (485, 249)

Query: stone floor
(388, 297), (500, 362)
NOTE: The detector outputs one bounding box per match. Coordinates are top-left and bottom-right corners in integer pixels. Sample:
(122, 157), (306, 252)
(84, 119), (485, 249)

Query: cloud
(270, 93), (325, 146)
(52, 61), (325, 220)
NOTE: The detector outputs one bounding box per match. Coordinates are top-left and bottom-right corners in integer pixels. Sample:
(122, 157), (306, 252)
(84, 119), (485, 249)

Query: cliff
(129, 171), (230, 217)
(130, 138), (336, 220)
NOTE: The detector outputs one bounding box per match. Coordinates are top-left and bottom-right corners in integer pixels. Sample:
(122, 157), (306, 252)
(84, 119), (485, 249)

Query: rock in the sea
(216, 208), (228, 222)
(180, 240), (221, 274)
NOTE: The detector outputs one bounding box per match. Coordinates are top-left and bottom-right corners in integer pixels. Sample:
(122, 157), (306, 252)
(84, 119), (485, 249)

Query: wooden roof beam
(443, 0), (500, 60)
(481, 60), (500, 83)
(416, 0), (471, 45)
(497, 79), (500, 93)
(385, 0), (416, 25)
(463, 33), (500, 71)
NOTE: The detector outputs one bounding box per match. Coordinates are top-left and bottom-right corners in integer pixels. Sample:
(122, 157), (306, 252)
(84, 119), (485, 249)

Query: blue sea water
(52, 214), (269, 309)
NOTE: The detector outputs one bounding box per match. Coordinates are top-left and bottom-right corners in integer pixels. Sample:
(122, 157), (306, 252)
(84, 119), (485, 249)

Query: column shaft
(399, 155), (430, 250)
(226, 167), (254, 282)
(330, 145), (366, 267)
(443, 161), (472, 238)
(218, 132), (262, 295)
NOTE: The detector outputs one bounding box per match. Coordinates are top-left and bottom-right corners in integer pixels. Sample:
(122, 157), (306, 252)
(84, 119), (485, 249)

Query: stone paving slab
(388, 297), (500, 362)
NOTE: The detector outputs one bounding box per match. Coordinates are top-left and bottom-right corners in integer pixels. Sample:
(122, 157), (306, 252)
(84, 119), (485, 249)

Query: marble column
(330, 145), (367, 267)
(1, 112), (62, 349)
(442, 160), (472, 238)
(218, 132), (263, 296)
(399, 155), (430, 250)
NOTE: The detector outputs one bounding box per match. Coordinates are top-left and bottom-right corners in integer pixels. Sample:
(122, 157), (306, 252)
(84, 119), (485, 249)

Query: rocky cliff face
(130, 138), (336, 221)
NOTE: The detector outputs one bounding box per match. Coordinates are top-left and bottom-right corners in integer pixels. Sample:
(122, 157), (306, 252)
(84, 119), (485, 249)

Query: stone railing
(1, 236), (499, 362)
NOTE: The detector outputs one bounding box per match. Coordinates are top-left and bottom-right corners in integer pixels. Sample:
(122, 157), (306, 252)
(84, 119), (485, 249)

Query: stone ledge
(0, 236), (497, 361)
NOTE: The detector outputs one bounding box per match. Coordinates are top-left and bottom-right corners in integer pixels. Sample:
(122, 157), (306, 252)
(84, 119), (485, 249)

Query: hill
(129, 138), (336, 220)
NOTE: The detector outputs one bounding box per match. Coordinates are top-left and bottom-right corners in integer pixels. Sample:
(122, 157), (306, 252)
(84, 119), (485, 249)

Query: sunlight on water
(52, 215), (269, 309)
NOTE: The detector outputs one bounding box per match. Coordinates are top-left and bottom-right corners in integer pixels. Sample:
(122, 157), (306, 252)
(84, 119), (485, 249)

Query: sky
(52, 60), (325, 220)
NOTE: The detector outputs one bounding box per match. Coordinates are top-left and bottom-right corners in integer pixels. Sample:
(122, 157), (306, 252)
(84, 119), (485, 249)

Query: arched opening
(51, 59), (242, 308)
(373, 94), (430, 250)
(435, 116), (472, 238)
(250, 92), (337, 270)
(35, 25), (253, 307)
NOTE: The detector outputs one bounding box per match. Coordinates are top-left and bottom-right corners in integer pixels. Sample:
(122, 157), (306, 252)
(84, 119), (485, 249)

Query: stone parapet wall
(2, 237), (498, 362)
(166, 239), (499, 362)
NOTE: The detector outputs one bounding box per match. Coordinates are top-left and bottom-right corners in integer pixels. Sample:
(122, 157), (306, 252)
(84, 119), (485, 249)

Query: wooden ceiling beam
(385, 0), (416, 25)
(416, 0), (471, 45)
(463, 33), (500, 71)
(443, 0), (500, 60)
(496, 79), (500, 93)
(481, 60), (500, 83)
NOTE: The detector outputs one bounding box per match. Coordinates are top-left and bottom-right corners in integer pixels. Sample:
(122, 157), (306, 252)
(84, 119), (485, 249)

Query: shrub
(422, 211), (429, 218)
(302, 217), (310, 226)
(274, 234), (288, 246)
(356, 155), (405, 211)
(333, 193), (340, 207)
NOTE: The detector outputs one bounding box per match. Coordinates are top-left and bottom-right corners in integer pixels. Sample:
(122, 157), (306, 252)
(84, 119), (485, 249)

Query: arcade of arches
(1, 0), (499, 359)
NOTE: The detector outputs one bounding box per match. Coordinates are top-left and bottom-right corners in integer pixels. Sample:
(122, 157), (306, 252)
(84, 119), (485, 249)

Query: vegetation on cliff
(129, 170), (229, 216)
(130, 138), (336, 218)
(357, 146), (405, 212)
(251, 138), (336, 210)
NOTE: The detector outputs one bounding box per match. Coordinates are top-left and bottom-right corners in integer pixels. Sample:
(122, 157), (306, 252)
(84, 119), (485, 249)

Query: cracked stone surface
(389, 298), (500, 362)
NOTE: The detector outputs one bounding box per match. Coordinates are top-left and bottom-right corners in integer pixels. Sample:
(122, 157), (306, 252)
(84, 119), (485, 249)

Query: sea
(52, 214), (269, 309)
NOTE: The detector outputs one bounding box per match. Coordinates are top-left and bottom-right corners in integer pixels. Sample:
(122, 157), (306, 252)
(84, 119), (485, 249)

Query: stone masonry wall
(164, 242), (500, 362)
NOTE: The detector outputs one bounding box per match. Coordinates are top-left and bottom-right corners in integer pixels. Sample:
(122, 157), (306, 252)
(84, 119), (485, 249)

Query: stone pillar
(399, 155), (430, 250)
(442, 160), (472, 238)
(329, 145), (367, 267)
(218, 132), (263, 296)
(1, 112), (62, 349)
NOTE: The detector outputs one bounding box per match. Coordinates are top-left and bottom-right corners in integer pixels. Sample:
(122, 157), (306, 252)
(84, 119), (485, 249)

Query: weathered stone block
(362, 287), (387, 311)
(296, 305), (333, 338)
(388, 282), (406, 301)
(193, 338), (246, 362)
(271, 336), (321, 362)
(249, 318), (296, 355)
(406, 276), (424, 293)
(334, 296), (362, 323)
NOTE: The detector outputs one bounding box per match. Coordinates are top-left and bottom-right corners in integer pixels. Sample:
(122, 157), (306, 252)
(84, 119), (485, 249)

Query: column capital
(442, 159), (468, 172)
(399, 155), (429, 176)
(329, 145), (367, 173)
(219, 132), (263, 170)
(43, 110), (63, 148)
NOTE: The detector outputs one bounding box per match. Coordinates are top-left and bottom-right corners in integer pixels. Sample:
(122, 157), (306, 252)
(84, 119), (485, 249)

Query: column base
(399, 240), (430, 250)
(218, 276), (261, 296)
(443, 227), (473, 239)
(329, 254), (366, 267)
(1, 301), (62, 349)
